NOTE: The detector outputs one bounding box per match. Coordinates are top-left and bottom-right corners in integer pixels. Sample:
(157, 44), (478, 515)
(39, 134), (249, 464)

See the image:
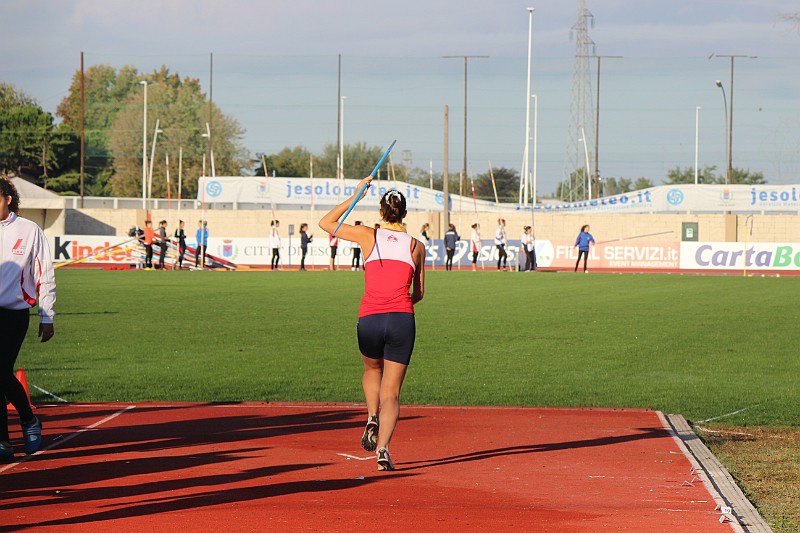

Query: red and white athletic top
(359, 228), (417, 318)
(0, 212), (56, 323)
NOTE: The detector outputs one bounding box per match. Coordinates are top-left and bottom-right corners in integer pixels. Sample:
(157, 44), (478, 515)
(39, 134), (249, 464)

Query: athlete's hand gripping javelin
(319, 176), (375, 246)
(331, 140), (395, 236)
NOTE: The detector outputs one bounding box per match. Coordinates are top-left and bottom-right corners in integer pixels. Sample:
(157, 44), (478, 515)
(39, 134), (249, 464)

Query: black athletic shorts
(357, 312), (415, 365)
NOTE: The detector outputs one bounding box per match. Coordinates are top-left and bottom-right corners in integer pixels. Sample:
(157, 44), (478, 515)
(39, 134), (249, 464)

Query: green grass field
(20, 269), (800, 426)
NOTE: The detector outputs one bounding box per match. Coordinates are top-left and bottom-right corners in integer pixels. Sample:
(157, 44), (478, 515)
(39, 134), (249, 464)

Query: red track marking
(1, 403), (735, 532)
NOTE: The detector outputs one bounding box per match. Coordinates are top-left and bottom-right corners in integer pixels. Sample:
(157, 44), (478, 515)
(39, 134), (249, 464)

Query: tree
(556, 168), (590, 201)
(602, 177), (632, 196)
(779, 12), (800, 32)
(57, 64), (247, 198)
(664, 165), (765, 185)
(634, 177), (654, 190)
(57, 65), (139, 195)
(730, 168), (766, 185)
(255, 146), (312, 177)
(104, 66), (247, 198)
(0, 83), (59, 177)
(41, 123), (80, 191)
(312, 142), (392, 181)
(473, 167), (519, 203)
(665, 165), (721, 185)
(0, 83), (37, 109)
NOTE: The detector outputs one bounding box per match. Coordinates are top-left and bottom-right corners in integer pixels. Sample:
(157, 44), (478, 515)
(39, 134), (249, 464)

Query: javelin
(333, 140), (396, 236)
(596, 230), (675, 245)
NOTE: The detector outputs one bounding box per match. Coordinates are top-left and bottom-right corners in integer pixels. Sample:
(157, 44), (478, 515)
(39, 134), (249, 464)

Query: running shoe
(0, 441), (13, 463)
(376, 447), (394, 471)
(361, 414), (379, 452)
(22, 415), (42, 455)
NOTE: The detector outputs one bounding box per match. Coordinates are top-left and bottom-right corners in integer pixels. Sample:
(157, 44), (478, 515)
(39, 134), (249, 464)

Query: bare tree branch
(779, 12), (800, 33)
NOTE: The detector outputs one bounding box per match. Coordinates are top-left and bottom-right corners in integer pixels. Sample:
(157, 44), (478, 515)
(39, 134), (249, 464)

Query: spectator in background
(351, 221), (363, 271)
(157, 220), (168, 270)
(444, 223), (460, 271)
(143, 220), (155, 269)
(419, 223), (431, 247)
(195, 220), (208, 268)
(521, 225), (536, 272)
(269, 220), (281, 270)
(175, 220), (187, 269)
(329, 233), (339, 271)
(470, 223), (481, 271)
(0, 175), (54, 460)
(495, 218), (508, 271)
(574, 224), (595, 273)
(299, 223), (312, 271)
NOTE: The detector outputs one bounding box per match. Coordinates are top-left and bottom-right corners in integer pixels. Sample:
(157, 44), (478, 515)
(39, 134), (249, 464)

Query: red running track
(0, 403), (735, 532)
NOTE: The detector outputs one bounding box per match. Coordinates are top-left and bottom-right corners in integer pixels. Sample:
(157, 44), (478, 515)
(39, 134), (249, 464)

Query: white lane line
(30, 384), (68, 403)
(695, 404), (761, 424)
(0, 405), (136, 474)
(337, 453), (374, 461)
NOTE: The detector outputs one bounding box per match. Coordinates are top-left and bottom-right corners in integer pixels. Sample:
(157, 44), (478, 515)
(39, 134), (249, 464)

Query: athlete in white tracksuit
(0, 176), (55, 460)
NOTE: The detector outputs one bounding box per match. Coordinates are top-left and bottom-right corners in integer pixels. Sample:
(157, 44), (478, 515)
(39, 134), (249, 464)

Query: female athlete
(319, 176), (425, 471)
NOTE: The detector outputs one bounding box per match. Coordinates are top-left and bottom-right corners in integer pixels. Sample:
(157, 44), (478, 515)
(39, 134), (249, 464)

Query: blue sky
(2, 0), (799, 194)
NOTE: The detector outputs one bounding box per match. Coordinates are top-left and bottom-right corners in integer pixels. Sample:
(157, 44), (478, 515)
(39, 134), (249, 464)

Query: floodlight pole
(147, 119), (162, 211)
(443, 105), (450, 236)
(443, 55), (488, 194)
(140, 80), (148, 210)
(593, 55), (622, 198)
(521, 7), (534, 207)
(80, 51), (85, 208)
(711, 53), (756, 184)
(714, 80), (728, 183)
(694, 106), (701, 184)
(532, 94), (538, 207)
(339, 96), (346, 180)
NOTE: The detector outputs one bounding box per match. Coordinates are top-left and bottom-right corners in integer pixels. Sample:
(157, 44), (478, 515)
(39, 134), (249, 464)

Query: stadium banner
(533, 240), (681, 270)
(197, 176), (503, 212)
(50, 235), (139, 264)
(532, 184), (800, 214)
(208, 237), (337, 267)
(197, 179), (800, 214)
(419, 239), (680, 270)
(49, 234), (800, 272)
(680, 242), (800, 271)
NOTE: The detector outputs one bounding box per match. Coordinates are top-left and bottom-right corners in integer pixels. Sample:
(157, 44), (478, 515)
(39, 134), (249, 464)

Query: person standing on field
(157, 220), (168, 270)
(351, 221), (363, 270)
(175, 220), (187, 269)
(195, 220), (208, 268)
(470, 223), (481, 271)
(574, 224), (595, 273)
(521, 226), (536, 272)
(419, 223), (431, 247)
(329, 233), (339, 270)
(0, 176), (54, 461)
(269, 220), (281, 270)
(495, 218), (508, 271)
(444, 224), (459, 271)
(143, 220), (156, 269)
(319, 178), (425, 472)
(299, 223), (312, 271)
